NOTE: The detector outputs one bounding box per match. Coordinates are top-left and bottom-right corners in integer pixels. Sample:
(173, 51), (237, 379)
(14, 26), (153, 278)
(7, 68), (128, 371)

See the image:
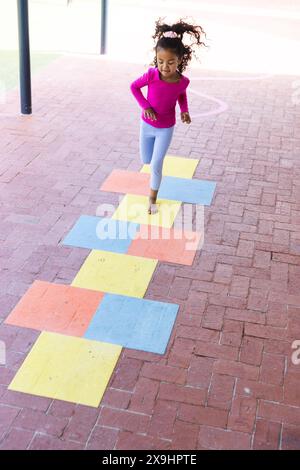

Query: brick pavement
(0, 54), (299, 450)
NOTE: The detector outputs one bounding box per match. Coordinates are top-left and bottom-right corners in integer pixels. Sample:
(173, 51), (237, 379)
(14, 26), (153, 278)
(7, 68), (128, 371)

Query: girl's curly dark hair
(150, 17), (207, 73)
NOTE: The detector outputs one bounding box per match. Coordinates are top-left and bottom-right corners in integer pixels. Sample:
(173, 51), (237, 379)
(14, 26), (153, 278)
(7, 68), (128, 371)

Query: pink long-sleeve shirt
(130, 66), (190, 128)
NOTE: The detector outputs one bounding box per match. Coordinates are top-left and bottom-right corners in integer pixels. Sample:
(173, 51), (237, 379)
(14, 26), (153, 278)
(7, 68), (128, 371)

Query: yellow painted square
(141, 155), (199, 178)
(9, 331), (122, 407)
(71, 249), (157, 298)
(112, 194), (181, 229)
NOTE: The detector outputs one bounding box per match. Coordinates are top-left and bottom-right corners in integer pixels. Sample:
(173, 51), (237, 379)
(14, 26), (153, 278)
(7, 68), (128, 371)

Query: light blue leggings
(139, 119), (175, 190)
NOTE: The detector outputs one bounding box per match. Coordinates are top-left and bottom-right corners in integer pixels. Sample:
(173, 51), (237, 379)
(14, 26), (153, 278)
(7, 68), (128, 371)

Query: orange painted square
(100, 169), (150, 196)
(128, 225), (202, 265)
(5, 280), (104, 336)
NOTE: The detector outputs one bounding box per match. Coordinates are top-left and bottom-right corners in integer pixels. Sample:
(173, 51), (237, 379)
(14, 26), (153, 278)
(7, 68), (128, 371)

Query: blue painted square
(84, 293), (179, 354)
(62, 215), (139, 253)
(159, 176), (216, 205)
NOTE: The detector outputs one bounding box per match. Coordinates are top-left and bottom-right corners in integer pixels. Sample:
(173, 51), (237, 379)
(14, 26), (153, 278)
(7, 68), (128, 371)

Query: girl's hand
(144, 107), (157, 121)
(181, 112), (191, 124)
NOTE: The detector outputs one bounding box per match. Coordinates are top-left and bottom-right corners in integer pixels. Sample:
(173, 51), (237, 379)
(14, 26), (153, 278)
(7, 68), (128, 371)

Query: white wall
(1, 0), (300, 74)
(0, 0), (101, 54)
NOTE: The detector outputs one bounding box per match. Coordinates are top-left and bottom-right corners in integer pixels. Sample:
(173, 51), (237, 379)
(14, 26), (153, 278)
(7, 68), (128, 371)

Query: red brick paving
(0, 53), (300, 450)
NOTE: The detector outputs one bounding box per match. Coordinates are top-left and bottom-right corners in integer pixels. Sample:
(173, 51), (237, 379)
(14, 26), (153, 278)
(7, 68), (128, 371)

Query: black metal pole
(100, 0), (107, 54)
(17, 0), (32, 114)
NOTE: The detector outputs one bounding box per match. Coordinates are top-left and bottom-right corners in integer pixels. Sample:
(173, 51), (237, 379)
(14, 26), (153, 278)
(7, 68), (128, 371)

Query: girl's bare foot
(148, 197), (158, 214)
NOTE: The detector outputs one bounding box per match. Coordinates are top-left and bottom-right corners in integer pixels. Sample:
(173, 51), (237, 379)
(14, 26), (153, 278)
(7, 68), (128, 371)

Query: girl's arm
(177, 89), (189, 114)
(130, 70), (152, 110)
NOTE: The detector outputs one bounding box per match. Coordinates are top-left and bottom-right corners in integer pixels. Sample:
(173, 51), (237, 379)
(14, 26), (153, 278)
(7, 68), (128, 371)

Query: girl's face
(156, 48), (182, 78)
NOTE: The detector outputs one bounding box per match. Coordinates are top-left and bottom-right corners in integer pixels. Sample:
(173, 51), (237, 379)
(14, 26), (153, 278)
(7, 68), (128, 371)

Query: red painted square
(5, 280), (104, 336)
(128, 224), (202, 265)
(100, 169), (150, 196)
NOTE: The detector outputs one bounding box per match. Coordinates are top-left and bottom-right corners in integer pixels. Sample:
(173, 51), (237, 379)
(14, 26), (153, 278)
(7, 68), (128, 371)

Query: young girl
(130, 18), (206, 214)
